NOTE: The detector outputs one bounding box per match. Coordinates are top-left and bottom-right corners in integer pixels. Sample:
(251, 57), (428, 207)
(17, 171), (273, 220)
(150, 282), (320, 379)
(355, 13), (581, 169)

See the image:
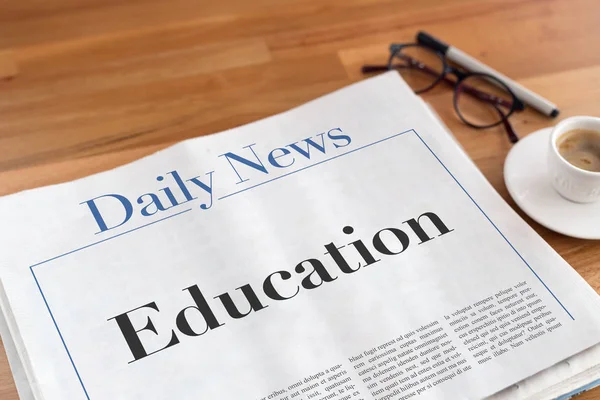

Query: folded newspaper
(1, 72), (600, 400)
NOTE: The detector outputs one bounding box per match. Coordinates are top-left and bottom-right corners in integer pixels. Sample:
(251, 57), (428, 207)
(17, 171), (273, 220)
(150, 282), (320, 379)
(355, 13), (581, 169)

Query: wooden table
(1, 0), (599, 398)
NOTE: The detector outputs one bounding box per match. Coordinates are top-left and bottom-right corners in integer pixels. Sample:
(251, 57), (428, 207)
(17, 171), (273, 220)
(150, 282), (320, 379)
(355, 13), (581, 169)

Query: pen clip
(417, 31), (449, 55)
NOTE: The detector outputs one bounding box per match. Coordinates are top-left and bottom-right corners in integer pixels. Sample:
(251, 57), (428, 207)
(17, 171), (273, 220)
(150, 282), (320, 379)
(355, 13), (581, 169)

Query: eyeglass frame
(362, 43), (525, 143)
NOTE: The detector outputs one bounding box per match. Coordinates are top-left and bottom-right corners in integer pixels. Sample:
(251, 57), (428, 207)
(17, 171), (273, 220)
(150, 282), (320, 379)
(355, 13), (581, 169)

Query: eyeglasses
(362, 43), (525, 143)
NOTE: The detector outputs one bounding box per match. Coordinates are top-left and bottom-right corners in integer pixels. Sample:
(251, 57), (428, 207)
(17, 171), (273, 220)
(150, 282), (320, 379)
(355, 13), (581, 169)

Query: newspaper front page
(1, 72), (600, 400)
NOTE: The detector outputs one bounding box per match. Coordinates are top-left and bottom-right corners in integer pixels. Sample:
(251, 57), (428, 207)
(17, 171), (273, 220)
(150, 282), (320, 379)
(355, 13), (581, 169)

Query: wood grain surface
(1, 0), (599, 398)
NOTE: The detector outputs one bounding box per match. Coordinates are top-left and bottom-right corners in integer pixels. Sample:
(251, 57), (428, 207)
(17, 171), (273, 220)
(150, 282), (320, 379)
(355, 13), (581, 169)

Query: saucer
(504, 127), (600, 240)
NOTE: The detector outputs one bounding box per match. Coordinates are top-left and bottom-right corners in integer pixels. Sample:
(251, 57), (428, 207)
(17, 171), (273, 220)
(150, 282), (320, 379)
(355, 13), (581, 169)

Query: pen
(416, 31), (559, 118)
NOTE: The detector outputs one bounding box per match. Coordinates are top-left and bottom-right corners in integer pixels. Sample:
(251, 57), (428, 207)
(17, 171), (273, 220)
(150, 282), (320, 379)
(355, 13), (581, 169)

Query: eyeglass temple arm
(458, 84), (514, 110)
(361, 65), (393, 73)
(494, 105), (519, 143)
(362, 56), (515, 110)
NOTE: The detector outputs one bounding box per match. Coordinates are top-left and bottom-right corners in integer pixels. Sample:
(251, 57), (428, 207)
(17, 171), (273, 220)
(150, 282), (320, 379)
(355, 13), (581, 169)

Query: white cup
(548, 116), (600, 203)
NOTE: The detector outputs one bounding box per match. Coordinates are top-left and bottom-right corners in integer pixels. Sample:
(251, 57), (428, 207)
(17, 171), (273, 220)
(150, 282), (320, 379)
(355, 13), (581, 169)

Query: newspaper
(1, 72), (600, 400)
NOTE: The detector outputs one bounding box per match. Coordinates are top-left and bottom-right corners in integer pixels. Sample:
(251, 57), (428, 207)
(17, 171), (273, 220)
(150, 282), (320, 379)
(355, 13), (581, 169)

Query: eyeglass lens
(389, 45), (445, 93)
(455, 75), (515, 128)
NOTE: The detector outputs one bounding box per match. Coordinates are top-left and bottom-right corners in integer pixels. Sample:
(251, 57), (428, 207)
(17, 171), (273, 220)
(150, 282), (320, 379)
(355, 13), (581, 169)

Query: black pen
(417, 31), (559, 117)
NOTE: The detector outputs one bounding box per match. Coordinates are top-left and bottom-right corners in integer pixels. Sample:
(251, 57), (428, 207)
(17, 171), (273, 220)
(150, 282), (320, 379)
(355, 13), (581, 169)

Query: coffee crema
(557, 128), (600, 172)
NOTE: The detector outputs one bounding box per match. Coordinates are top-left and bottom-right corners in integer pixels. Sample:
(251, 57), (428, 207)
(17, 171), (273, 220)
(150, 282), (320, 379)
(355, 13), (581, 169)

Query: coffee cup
(548, 116), (600, 203)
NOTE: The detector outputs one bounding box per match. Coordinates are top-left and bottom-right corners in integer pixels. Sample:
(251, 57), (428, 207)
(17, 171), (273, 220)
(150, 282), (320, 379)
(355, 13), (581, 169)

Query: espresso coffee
(557, 128), (600, 172)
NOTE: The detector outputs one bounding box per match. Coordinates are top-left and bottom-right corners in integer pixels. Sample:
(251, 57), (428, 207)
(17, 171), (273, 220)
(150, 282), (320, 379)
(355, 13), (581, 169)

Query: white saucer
(504, 127), (600, 240)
